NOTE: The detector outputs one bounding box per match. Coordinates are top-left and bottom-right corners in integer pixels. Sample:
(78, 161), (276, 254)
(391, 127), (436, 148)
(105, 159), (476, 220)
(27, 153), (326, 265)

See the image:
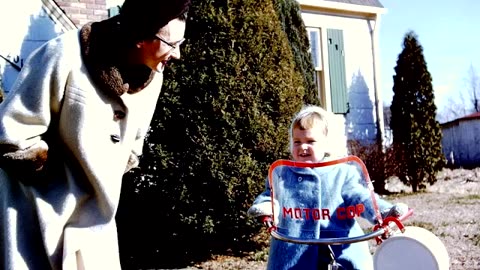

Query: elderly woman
(0, 0), (190, 269)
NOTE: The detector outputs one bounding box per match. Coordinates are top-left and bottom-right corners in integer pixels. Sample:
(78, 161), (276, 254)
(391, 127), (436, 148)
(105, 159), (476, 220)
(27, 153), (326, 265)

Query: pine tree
(116, 0), (318, 268)
(390, 31), (445, 192)
(272, 0), (319, 105)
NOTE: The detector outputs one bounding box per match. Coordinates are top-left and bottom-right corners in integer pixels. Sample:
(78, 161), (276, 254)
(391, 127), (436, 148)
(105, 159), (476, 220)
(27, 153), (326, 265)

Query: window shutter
(327, 29), (348, 114)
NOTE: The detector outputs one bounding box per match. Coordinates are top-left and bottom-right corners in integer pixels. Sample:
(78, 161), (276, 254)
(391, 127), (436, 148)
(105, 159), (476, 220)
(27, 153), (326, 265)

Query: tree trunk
(412, 182), (418, 193)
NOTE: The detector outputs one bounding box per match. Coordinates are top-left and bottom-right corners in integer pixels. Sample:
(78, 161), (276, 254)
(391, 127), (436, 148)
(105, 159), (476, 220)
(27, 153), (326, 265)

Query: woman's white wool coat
(0, 29), (163, 269)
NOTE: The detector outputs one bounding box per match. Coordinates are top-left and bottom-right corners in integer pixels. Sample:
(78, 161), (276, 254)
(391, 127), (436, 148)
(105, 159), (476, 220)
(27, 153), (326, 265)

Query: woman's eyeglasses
(154, 35), (186, 51)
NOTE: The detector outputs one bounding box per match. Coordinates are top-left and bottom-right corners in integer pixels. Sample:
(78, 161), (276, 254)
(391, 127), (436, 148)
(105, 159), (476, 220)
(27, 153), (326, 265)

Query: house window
(307, 28), (322, 70)
(108, 6), (121, 18)
(306, 27), (326, 108)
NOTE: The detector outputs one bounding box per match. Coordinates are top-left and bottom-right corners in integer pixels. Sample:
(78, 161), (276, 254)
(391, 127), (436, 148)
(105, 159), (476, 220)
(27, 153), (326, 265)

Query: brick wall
(54, 0), (108, 27)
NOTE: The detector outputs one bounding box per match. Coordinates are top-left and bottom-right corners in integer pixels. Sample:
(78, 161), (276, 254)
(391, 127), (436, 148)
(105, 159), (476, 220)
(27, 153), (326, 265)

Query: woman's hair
(119, 0), (190, 42)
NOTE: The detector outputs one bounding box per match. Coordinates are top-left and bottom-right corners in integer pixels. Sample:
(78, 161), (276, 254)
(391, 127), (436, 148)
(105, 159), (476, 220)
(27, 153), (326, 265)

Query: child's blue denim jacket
(248, 163), (394, 270)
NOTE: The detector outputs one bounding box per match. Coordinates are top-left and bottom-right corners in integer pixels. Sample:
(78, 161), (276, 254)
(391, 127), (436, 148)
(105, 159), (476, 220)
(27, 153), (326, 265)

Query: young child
(247, 105), (407, 270)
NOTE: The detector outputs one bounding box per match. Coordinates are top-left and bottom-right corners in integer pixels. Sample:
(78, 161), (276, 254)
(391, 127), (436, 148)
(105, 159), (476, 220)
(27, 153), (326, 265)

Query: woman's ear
(136, 41), (145, 49)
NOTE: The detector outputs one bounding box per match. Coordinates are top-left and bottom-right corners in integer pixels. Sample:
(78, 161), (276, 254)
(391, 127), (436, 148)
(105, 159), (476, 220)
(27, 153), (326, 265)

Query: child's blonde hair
(289, 105), (330, 153)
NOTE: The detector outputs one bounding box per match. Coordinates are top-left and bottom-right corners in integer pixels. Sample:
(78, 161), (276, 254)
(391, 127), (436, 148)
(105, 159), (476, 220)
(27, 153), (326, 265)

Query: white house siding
(301, 12), (380, 148)
(441, 118), (480, 168)
(0, 0), (68, 94)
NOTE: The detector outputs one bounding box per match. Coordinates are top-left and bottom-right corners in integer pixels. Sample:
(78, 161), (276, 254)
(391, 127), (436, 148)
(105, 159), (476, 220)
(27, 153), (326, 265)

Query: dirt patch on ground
(184, 168), (480, 270)
(383, 168), (480, 270)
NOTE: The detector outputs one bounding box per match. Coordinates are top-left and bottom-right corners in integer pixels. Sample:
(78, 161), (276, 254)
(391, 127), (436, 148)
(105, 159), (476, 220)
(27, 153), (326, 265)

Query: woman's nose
(170, 47), (181, 60)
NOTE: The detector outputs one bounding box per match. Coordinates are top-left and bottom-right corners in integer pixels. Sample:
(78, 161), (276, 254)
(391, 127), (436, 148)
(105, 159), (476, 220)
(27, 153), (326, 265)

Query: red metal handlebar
(267, 209), (414, 246)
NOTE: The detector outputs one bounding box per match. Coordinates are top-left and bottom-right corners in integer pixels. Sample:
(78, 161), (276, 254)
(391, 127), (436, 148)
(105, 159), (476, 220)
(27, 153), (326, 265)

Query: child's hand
(258, 215), (273, 228)
(381, 203), (409, 219)
(247, 201), (272, 217)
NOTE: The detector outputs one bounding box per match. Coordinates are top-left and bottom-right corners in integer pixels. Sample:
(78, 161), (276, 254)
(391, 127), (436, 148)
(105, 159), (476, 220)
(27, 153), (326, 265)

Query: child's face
(291, 126), (327, 163)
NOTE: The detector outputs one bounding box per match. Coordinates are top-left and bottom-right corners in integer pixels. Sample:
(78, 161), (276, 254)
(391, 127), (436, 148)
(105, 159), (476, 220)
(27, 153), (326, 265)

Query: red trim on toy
(373, 208), (414, 245)
(267, 156), (383, 228)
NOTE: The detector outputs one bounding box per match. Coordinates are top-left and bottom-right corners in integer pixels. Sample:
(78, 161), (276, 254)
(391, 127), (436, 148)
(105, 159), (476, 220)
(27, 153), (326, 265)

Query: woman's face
(291, 125), (327, 163)
(136, 18), (187, 72)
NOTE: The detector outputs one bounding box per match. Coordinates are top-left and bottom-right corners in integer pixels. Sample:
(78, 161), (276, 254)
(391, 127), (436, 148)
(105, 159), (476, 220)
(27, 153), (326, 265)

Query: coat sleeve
(0, 32), (73, 175)
(124, 128), (146, 173)
(341, 165), (393, 224)
(247, 176), (274, 218)
(123, 74), (163, 174)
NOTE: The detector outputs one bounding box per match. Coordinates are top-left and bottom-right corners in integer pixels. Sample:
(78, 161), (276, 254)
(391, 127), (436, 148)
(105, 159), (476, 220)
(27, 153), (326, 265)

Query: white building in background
(0, 0), (121, 94)
(441, 112), (480, 168)
(297, 0), (387, 153)
(0, 0), (67, 93)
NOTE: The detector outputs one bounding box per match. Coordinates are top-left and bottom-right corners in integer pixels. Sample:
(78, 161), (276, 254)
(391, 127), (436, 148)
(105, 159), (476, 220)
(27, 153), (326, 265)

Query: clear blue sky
(378, 0), (480, 110)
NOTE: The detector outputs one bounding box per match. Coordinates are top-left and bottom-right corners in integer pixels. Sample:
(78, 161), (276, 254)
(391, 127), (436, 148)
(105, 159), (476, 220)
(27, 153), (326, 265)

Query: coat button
(111, 134), (121, 143)
(114, 110), (126, 120)
(298, 177), (302, 182)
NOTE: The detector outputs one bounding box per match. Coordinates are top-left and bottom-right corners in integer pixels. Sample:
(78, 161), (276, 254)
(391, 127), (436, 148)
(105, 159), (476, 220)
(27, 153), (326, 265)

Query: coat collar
(79, 17), (156, 97)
